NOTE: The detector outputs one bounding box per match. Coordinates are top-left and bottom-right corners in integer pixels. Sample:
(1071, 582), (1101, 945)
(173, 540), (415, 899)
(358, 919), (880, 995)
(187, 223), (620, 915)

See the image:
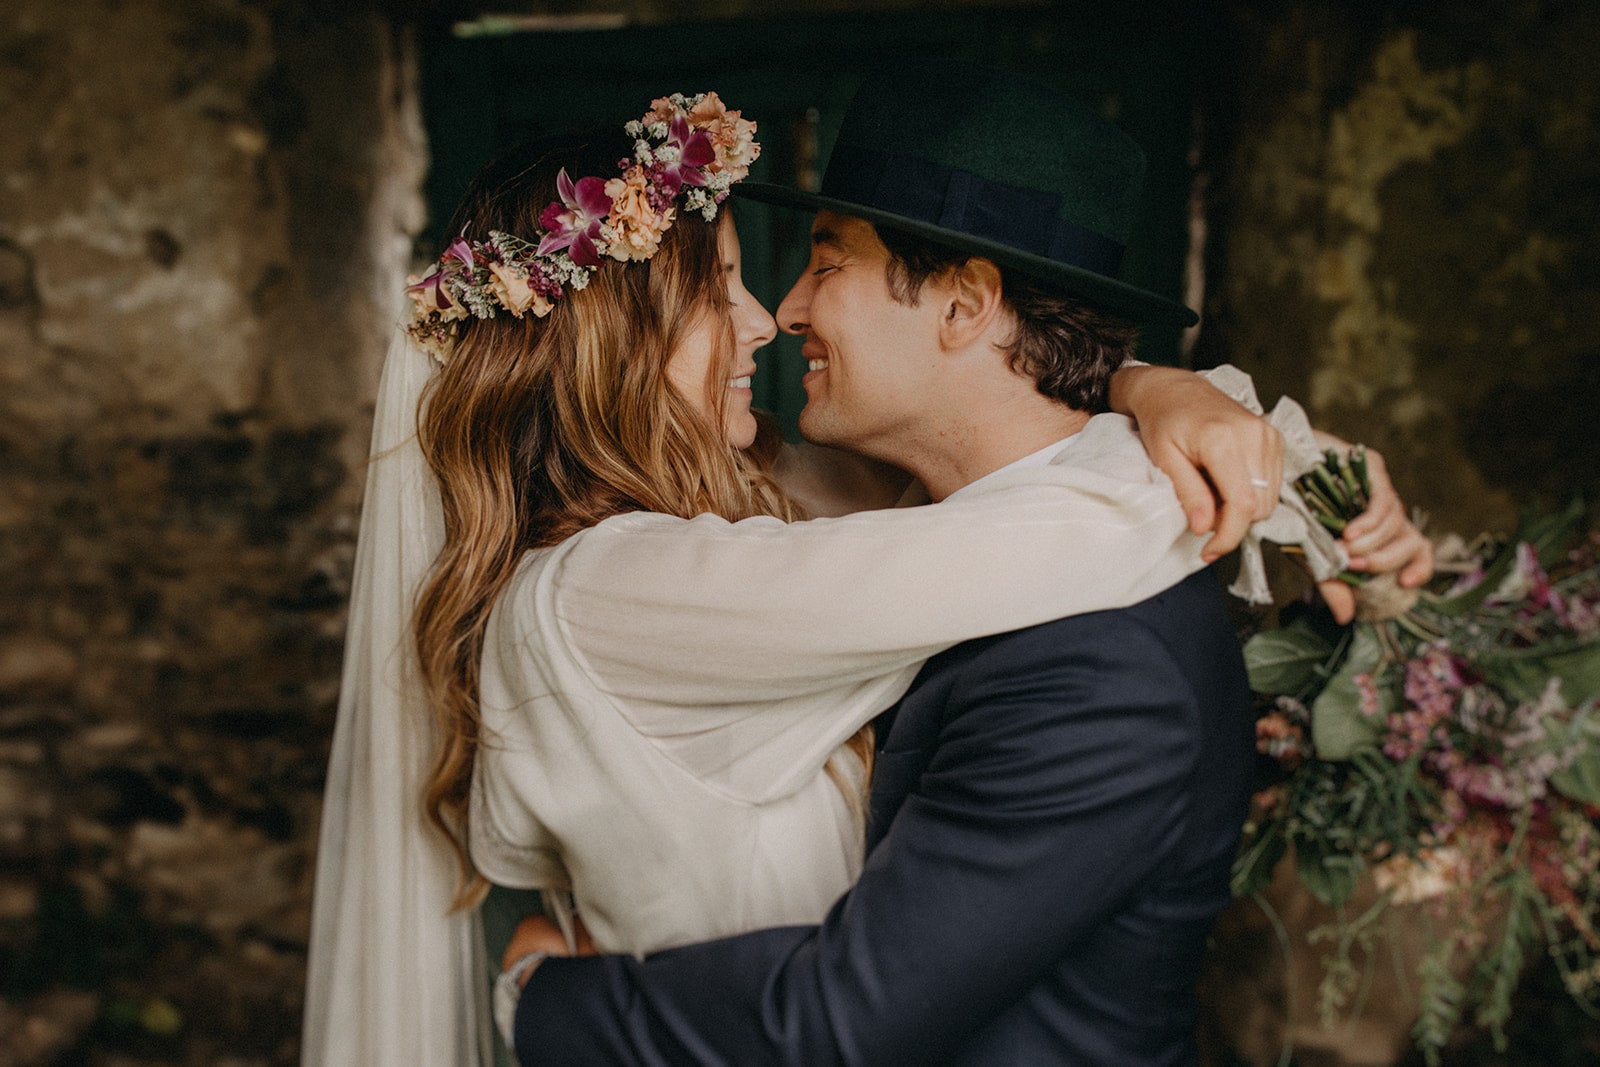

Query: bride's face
(666, 216), (776, 450)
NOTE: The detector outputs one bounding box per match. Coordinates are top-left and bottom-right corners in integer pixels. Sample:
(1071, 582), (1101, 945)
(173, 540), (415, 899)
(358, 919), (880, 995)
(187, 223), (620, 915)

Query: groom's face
(775, 211), (946, 461)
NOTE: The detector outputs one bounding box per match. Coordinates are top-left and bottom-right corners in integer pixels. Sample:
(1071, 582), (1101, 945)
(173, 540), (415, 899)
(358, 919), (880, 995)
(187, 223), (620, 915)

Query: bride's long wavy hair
(412, 134), (872, 906)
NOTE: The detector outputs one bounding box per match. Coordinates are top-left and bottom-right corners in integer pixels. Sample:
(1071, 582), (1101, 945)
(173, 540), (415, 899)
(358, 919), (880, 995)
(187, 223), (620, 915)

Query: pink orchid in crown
(404, 266), (465, 319)
(654, 115), (716, 197)
(442, 236), (476, 272)
(538, 169), (612, 268)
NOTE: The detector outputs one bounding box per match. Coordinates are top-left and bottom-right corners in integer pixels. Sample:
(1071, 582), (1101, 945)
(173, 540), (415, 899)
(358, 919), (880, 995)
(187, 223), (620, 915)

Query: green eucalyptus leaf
(1430, 554), (1514, 618)
(1295, 844), (1362, 908)
(1430, 500), (1583, 618)
(1311, 625), (1389, 759)
(1232, 822), (1287, 899)
(1543, 644), (1600, 706)
(1244, 617), (1336, 697)
(1478, 656), (1559, 706)
(1524, 498), (1586, 572)
(1549, 709), (1600, 805)
(1480, 642), (1600, 706)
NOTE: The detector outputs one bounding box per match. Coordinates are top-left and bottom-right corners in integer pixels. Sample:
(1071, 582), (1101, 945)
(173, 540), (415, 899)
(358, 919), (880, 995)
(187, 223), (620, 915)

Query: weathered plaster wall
(1201, 1), (1600, 538)
(0, 0), (424, 1061)
(1, 1), (1595, 1063)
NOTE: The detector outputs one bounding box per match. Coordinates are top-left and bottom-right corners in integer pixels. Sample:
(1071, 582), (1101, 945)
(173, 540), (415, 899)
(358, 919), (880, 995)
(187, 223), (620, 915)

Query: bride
(302, 92), (1416, 1064)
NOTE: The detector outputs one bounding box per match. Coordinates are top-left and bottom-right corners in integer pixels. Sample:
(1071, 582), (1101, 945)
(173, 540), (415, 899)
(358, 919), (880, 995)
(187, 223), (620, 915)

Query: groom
(503, 66), (1420, 1063)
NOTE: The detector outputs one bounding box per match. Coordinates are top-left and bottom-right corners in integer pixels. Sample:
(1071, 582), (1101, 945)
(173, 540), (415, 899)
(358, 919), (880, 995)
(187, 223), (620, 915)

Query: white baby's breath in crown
(404, 92), (760, 364)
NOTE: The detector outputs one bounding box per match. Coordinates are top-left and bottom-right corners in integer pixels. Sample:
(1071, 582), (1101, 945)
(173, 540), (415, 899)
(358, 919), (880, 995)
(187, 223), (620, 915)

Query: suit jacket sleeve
(513, 614), (1204, 1065)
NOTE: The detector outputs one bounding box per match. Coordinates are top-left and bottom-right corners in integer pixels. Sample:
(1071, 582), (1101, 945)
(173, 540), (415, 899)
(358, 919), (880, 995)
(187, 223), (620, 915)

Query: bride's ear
(935, 258), (1005, 352)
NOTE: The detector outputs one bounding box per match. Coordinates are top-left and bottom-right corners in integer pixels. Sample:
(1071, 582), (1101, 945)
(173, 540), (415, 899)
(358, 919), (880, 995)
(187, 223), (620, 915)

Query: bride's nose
(737, 297), (777, 348)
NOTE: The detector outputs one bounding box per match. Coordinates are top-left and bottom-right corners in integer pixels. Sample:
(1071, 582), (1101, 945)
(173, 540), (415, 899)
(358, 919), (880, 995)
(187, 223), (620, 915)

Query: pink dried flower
(1356, 672), (1383, 718)
(538, 169), (613, 268)
(1256, 711), (1308, 767)
(1490, 542), (1568, 619)
(1558, 592), (1599, 637)
(655, 114), (715, 197)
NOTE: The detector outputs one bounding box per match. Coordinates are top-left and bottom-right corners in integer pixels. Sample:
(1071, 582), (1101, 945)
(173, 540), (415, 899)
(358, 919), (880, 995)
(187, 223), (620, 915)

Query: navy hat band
(820, 144), (1127, 277)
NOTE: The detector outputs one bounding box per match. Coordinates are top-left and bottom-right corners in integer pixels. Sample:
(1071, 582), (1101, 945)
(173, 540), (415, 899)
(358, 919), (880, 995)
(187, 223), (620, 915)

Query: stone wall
(1197, 0), (1600, 538)
(0, 1), (1596, 1064)
(0, 0), (424, 1061)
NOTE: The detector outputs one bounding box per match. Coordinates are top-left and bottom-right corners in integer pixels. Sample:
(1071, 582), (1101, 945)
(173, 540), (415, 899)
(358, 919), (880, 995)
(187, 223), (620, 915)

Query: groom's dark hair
(874, 225), (1137, 415)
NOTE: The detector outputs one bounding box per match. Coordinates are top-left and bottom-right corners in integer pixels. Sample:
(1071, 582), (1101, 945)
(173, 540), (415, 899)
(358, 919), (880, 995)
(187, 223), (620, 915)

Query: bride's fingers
(502, 915), (568, 969)
(1342, 448), (1400, 545)
(1316, 579), (1356, 625)
(1203, 494), (1254, 563)
(1399, 538), (1436, 588)
(1254, 430), (1285, 522)
(1343, 495), (1402, 554)
(1152, 442), (1219, 535)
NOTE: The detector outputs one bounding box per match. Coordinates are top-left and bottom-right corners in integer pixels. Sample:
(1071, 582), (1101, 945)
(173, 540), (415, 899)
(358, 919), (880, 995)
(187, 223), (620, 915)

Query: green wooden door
(420, 9), (1199, 436)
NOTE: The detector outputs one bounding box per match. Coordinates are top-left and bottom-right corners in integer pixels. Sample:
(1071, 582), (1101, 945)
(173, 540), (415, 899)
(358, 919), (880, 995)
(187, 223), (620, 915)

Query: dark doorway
(420, 8), (1201, 435)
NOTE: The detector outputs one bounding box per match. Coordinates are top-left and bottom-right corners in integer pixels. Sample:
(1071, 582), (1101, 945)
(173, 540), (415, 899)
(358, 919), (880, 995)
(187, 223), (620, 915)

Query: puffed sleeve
(550, 466), (1199, 704)
(504, 425), (1209, 801)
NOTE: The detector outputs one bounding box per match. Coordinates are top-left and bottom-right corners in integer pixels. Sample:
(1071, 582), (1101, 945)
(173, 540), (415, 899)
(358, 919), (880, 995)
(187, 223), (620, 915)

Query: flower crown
(405, 91), (760, 362)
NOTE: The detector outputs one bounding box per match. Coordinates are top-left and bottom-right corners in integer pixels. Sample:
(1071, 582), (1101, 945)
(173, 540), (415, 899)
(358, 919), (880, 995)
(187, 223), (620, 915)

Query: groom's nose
(775, 274), (811, 337)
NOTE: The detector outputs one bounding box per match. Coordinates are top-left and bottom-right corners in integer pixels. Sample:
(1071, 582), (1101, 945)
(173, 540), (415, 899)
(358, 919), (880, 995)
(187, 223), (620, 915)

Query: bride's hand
(1110, 364), (1284, 562)
(1311, 442), (1433, 624)
(502, 913), (597, 983)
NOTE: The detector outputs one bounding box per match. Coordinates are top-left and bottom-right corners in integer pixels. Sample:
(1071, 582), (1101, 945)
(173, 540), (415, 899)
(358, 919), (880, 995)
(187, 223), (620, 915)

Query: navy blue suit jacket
(515, 568), (1253, 1064)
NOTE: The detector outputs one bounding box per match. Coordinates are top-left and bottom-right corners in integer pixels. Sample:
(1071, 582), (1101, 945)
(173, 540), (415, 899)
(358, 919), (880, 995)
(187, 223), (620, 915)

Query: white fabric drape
(302, 331), (492, 1066)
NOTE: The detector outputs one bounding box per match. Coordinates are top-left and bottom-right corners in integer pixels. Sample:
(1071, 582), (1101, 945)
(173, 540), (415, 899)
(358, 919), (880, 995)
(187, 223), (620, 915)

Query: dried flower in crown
(404, 92), (761, 363)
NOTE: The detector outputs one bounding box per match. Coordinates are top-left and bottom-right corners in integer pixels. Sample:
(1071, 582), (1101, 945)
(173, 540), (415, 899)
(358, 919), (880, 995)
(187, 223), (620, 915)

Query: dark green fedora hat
(739, 61), (1197, 328)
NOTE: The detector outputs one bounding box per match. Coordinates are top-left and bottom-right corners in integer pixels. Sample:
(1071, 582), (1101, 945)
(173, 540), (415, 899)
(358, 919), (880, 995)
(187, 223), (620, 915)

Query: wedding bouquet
(1234, 453), (1600, 1063)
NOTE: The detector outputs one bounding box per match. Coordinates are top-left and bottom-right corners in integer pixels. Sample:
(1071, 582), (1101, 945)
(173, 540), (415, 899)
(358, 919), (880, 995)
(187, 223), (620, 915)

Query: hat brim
(736, 182), (1198, 329)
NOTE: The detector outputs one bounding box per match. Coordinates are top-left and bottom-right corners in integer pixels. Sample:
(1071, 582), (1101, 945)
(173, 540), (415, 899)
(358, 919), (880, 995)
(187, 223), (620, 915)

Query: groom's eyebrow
(811, 226), (842, 248)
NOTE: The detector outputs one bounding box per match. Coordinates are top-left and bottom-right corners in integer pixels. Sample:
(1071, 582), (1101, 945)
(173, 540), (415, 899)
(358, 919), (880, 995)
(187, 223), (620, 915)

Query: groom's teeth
(730, 376), (751, 389)
(808, 359), (828, 372)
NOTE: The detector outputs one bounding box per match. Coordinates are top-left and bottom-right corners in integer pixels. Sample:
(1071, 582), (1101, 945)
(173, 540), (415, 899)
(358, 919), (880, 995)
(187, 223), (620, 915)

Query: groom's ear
(935, 257), (1005, 353)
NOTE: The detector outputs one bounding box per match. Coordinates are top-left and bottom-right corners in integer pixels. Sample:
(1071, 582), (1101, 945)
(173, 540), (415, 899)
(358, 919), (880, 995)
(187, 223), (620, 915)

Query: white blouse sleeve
(542, 421), (1203, 708)
(481, 367), (1328, 810)
(491, 423), (1207, 804)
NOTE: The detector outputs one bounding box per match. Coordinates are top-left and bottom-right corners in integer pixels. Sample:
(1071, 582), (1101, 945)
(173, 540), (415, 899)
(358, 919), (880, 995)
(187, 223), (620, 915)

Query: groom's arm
(513, 613), (1206, 1065)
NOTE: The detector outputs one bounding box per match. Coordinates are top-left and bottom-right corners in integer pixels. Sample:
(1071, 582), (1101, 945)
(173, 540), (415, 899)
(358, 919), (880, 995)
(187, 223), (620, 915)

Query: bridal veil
(302, 329), (492, 1065)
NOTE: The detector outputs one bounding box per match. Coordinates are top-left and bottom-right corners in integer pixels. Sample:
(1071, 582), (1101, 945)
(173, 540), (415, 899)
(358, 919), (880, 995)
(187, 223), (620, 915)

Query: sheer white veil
(303, 328), (492, 1065)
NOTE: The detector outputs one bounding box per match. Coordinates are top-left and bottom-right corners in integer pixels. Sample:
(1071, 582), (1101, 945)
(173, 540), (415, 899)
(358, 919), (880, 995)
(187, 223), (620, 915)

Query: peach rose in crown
(404, 269), (468, 322)
(643, 96), (680, 128)
(487, 262), (551, 318)
(412, 321), (457, 366)
(687, 91), (760, 180)
(604, 168), (672, 261)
